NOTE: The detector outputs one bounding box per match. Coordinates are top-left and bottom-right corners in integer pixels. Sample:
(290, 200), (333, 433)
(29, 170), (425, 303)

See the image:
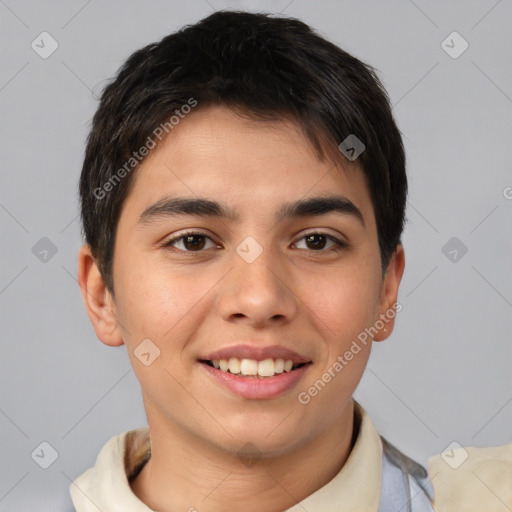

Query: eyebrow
(138, 195), (365, 228)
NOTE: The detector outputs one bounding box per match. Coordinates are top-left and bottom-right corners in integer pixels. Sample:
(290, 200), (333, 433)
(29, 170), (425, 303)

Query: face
(81, 105), (404, 457)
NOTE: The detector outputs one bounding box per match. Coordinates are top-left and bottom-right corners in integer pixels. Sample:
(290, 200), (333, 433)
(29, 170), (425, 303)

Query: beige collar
(283, 401), (382, 511)
(70, 400), (382, 512)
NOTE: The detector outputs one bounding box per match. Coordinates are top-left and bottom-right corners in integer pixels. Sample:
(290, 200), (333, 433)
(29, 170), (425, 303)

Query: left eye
(162, 231), (347, 253)
(294, 233), (347, 252)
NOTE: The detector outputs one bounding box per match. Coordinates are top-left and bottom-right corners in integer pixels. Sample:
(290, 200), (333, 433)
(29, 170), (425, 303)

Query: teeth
(228, 357), (241, 374)
(257, 358), (275, 377)
(210, 358), (299, 377)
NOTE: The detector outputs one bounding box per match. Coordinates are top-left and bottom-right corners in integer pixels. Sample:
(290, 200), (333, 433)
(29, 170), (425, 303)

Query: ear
(373, 244), (405, 342)
(77, 244), (124, 347)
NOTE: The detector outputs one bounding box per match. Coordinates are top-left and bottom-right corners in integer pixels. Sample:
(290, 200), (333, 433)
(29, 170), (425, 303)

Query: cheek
(114, 256), (200, 349)
(115, 267), (204, 395)
(297, 271), (376, 415)
(303, 263), (381, 405)
(303, 264), (381, 347)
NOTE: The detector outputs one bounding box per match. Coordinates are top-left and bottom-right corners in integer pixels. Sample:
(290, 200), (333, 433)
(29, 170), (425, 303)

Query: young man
(72, 10), (438, 511)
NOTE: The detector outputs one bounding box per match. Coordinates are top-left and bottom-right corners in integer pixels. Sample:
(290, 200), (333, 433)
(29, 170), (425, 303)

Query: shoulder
(69, 427), (151, 511)
(428, 442), (512, 512)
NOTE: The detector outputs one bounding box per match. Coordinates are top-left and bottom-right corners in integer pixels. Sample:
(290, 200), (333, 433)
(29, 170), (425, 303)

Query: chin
(209, 422), (309, 460)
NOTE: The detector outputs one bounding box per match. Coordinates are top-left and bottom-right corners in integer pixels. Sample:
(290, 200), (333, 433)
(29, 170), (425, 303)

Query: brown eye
(305, 233), (327, 250)
(182, 234), (206, 251)
(294, 232), (347, 252)
(163, 232), (217, 252)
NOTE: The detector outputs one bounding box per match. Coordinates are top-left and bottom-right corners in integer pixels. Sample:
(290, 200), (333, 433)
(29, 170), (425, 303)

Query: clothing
(428, 442), (512, 511)
(379, 438), (434, 512)
(69, 401), (434, 511)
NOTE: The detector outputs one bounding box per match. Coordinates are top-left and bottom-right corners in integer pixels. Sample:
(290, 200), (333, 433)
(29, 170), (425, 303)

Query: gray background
(1, 0), (511, 510)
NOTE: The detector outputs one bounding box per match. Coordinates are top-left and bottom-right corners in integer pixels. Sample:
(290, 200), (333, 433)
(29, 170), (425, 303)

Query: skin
(78, 105), (405, 512)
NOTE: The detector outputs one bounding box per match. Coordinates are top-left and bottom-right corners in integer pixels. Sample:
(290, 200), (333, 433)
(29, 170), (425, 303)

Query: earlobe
(77, 244), (124, 347)
(373, 244), (405, 342)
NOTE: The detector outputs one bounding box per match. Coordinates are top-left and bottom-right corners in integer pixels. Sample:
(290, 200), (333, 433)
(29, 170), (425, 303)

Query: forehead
(120, 105), (375, 226)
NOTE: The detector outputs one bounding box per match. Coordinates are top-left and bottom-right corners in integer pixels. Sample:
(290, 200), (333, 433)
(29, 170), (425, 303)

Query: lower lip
(200, 362), (311, 400)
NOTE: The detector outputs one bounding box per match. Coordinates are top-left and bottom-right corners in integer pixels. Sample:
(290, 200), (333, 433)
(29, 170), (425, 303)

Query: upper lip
(202, 344), (311, 364)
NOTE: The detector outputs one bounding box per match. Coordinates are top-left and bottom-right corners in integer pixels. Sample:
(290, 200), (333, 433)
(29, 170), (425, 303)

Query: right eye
(162, 231), (220, 253)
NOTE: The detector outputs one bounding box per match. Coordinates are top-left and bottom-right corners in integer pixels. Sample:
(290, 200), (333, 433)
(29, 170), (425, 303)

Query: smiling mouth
(199, 358), (311, 378)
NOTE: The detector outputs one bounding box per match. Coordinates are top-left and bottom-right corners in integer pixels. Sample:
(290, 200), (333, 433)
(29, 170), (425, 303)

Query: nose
(215, 241), (298, 328)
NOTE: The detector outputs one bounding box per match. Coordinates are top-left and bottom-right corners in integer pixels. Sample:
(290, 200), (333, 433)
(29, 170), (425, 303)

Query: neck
(131, 400), (356, 512)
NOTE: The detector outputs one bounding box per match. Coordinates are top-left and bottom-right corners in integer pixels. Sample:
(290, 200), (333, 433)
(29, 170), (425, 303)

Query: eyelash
(161, 230), (348, 254)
